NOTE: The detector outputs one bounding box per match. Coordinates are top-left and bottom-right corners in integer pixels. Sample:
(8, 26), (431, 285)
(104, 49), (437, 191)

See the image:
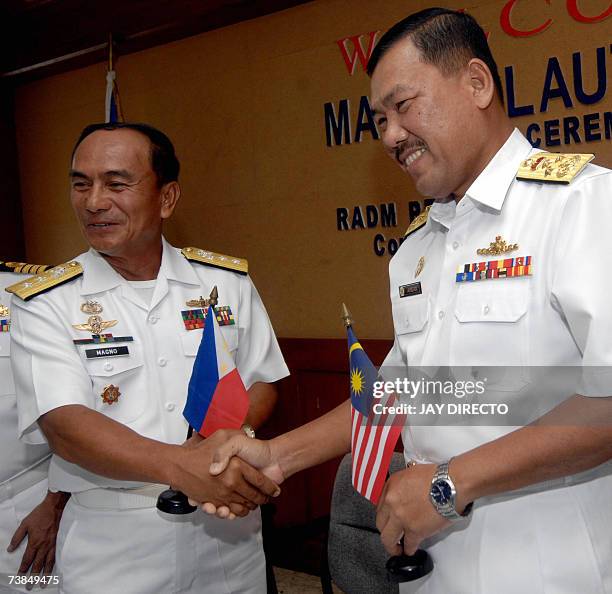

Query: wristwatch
(241, 424), (256, 439)
(429, 459), (473, 521)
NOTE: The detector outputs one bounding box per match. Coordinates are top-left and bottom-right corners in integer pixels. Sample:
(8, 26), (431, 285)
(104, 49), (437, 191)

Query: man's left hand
(376, 464), (450, 556)
(7, 491), (70, 585)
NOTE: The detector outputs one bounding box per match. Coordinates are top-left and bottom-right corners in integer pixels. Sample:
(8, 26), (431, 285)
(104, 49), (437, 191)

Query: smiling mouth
(87, 223), (117, 228)
(397, 145), (428, 168)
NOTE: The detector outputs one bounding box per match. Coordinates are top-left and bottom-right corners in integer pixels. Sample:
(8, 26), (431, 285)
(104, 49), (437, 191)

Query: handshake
(172, 429), (285, 520)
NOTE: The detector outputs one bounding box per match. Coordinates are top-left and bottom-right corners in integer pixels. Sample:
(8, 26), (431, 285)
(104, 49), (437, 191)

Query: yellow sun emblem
(350, 368), (365, 395)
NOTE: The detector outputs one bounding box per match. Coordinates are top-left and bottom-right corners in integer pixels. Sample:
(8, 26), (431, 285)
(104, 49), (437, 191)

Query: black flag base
(386, 549), (434, 583)
(156, 489), (198, 515)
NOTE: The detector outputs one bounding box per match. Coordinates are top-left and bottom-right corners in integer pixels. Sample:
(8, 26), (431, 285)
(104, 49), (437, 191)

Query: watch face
(430, 480), (452, 505)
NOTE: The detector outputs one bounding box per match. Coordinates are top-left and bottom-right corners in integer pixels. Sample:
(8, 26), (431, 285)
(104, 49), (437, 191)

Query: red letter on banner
(567, 0), (612, 24)
(500, 0), (553, 37)
(336, 31), (379, 75)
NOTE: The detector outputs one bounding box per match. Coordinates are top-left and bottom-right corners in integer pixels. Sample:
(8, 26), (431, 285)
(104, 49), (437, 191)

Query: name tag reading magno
(86, 346), (130, 359)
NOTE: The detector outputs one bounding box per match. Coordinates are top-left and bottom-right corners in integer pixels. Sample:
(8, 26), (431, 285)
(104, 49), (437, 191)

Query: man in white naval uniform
(1, 263), (65, 593)
(8, 123), (288, 594)
(203, 8), (612, 594)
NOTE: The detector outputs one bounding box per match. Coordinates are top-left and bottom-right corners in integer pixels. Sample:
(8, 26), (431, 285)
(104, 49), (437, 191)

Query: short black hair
(71, 122), (180, 186)
(367, 8), (504, 104)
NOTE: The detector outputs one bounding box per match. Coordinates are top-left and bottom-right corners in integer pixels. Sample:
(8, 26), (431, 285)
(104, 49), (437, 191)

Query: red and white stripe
(351, 392), (405, 504)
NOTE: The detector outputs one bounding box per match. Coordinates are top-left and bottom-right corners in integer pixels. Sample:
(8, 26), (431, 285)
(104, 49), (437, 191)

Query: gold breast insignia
(80, 300), (103, 315)
(73, 315), (118, 335)
(101, 384), (121, 405)
(477, 236), (518, 256)
(415, 256), (425, 278)
(0, 304), (9, 318)
(185, 296), (210, 308)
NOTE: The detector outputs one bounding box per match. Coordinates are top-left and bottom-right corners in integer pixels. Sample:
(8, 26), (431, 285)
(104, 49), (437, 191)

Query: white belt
(72, 484), (166, 510)
(0, 457), (51, 503)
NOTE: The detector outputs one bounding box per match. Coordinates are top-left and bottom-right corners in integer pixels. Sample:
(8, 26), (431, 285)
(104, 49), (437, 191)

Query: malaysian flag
(348, 326), (405, 504)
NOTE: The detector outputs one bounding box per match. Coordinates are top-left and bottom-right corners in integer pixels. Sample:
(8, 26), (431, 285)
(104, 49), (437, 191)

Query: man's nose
(85, 183), (111, 212)
(381, 118), (409, 152)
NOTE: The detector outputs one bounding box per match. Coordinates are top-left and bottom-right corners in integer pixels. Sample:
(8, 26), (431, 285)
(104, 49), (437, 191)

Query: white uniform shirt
(0, 272), (50, 483)
(384, 129), (612, 463)
(383, 130), (612, 593)
(10, 238), (289, 493)
(1, 272), (54, 592)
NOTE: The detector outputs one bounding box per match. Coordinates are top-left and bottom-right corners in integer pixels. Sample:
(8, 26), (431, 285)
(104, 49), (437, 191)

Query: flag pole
(156, 285), (219, 515)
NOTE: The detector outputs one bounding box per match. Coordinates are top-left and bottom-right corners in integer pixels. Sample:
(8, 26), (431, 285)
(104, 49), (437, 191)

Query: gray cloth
(328, 453), (405, 594)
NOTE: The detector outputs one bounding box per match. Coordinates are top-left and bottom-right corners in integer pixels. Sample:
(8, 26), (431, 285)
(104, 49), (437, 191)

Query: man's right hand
(193, 434), (284, 518)
(172, 429), (281, 518)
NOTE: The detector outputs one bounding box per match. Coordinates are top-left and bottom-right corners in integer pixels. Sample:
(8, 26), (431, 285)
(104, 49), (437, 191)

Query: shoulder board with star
(403, 205), (431, 238)
(6, 261), (83, 301)
(0, 261), (52, 275)
(181, 247), (248, 275)
(516, 152), (594, 185)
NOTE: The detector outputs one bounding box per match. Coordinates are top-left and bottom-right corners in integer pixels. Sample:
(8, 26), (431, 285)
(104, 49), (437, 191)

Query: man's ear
(467, 58), (496, 109)
(160, 181), (181, 220)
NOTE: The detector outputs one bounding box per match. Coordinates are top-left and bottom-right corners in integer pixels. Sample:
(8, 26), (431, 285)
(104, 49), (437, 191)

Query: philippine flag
(183, 305), (249, 437)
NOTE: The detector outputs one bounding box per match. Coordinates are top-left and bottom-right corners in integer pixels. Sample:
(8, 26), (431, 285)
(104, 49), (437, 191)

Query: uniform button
(452, 241), (460, 250)
(158, 357), (167, 367)
(483, 305), (490, 315)
(104, 362), (114, 372)
(149, 316), (159, 325)
(165, 402), (175, 412)
(438, 310), (445, 320)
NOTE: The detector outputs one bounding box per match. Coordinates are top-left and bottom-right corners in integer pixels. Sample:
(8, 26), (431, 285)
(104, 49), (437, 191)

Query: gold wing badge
(73, 315), (117, 334)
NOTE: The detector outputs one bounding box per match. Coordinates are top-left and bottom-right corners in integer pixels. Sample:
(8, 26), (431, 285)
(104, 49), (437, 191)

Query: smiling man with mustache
(205, 8), (612, 593)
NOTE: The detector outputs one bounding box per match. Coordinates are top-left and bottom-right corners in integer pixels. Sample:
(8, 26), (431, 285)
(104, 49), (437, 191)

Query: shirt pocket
(392, 295), (430, 335)
(179, 326), (238, 357)
(84, 349), (145, 423)
(452, 281), (530, 391)
(391, 295), (431, 367)
(0, 333), (15, 396)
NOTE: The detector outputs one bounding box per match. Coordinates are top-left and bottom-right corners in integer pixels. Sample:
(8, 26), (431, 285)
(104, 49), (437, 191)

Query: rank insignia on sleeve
(182, 247), (248, 275)
(456, 256), (532, 283)
(517, 152), (594, 184)
(101, 384), (121, 405)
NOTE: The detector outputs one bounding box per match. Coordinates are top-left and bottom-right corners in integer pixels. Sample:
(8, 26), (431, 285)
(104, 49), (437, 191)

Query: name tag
(85, 346), (130, 359)
(399, 282), (422, 298)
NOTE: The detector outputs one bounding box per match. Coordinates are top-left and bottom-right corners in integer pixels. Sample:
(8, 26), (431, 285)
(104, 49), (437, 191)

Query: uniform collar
(79, 236), (200, 296)
(463, 128), (533, 212)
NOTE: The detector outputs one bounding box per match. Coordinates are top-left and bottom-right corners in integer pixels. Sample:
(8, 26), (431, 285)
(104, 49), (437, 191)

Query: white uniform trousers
(56, 498), (266, 594)
(0, 479), (58, 594)
(400, 473), (612, 594)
